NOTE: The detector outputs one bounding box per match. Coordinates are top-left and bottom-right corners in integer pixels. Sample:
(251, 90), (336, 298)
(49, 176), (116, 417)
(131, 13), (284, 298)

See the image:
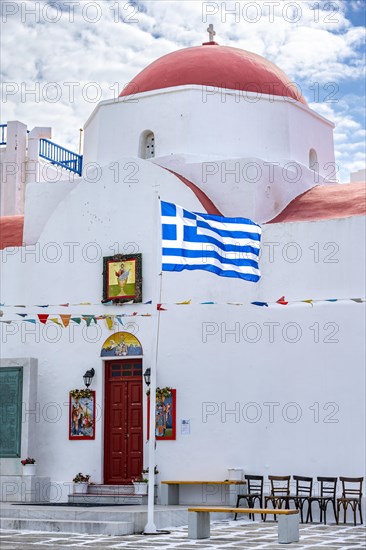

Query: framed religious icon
(103, 254), (142, 304)
(69, 389), (96, 440)
(148, 389), (176, 441)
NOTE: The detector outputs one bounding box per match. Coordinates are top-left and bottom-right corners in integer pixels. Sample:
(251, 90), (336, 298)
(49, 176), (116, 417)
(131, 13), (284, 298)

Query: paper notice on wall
(181, 419), (190, 435)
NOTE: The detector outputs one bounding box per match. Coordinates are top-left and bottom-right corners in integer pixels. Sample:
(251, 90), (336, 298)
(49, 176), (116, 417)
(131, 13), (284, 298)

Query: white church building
(0, 34), (365, 524)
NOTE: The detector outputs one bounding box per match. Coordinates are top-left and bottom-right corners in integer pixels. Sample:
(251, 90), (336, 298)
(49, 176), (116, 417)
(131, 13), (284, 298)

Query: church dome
(119, 44), (307, 105)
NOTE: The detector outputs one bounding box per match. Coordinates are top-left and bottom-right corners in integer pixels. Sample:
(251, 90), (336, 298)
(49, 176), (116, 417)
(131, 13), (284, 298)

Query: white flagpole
(144, 192), (162, 534)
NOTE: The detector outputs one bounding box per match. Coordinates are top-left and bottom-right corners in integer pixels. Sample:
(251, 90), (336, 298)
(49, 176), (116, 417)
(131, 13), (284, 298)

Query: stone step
(68, 493), (148, 505)
(0, 517), (134, 535)
(87, 484), (134, 495)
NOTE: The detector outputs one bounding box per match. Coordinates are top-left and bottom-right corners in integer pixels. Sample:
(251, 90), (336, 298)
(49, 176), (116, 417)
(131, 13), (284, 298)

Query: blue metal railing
(39, 138), (83, 176)
(0, 124), (7, 145)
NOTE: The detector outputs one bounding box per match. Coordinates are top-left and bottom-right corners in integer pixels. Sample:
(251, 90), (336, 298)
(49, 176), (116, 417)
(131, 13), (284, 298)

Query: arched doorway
(101, 332), (143, 484)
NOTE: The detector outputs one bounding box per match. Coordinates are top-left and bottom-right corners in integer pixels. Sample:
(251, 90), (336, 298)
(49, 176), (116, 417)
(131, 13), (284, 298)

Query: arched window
(309, 148), (319, 172)
(139, 130), (155, 159)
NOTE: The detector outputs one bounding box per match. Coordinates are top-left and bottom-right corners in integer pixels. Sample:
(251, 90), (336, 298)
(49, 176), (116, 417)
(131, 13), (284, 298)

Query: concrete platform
(0, 503), (192, 534)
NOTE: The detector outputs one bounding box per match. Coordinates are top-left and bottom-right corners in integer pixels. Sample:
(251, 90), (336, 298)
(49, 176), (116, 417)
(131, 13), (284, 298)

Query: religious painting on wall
(69, 389), (96, 440)
(101, 332), (143, 357)
(148, 389), (176, 441)
(103, 254), (142, 304)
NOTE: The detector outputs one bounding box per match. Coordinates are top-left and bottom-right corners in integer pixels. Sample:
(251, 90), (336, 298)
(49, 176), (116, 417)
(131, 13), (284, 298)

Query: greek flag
(161, 201), (261, 282)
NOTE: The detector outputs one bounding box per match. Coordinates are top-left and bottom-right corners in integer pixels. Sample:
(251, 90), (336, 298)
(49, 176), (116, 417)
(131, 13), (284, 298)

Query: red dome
(119, 44), (307, 105)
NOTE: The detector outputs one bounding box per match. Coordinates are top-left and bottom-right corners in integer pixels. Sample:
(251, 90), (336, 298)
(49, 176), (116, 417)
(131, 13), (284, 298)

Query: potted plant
(142, 465), (159, 484)
(72, 472), (90, 494)
(132, 475), (148, 495)
(21, 457), (36, 476)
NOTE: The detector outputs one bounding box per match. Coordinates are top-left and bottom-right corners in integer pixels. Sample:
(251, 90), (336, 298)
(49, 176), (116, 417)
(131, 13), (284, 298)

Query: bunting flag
(276, 296), (288, 305)
(116, 317), (124, 325)
(177, 299), (192, 305)
(60, 315), (71, 328)
(38, 314), (49, 324)
(201, 301), (216, 304)
(252, 301), (269, 307)
(50, 318), (62, 327)
(302, 299), (314, 306)
(351, 298), (364, 303)
(157, 304), (167, 311)
(24, 319), (37, 324)
(105, 316), (115, 330)
(17, 313), (28, 317)
(82, 315), (96, 327)
(71, 317), (82, 324)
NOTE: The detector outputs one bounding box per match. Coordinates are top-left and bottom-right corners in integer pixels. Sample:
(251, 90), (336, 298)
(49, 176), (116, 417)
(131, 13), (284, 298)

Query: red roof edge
(165, 169), (223, 216)
(267, 183), (366, 224)
(0, 216), (24, 250)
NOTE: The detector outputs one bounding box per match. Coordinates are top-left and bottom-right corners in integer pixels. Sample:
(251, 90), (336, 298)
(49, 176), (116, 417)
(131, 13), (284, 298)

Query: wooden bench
(188, 507), (300, 544)
(161, 480), (246, 506)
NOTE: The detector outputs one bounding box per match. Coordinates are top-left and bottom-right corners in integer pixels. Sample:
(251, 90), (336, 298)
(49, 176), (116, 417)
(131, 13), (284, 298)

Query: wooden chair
(234, 475), (263, 520)
(336, 477), (363, 525)
(277, 475), (313, 523)
(264, 476), (291, 521)
(306, 477), (337, 524)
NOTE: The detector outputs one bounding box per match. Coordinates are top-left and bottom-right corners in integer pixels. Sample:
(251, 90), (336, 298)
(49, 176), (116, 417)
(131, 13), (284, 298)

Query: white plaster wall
(0, 157), (364, 504)
(83, 87), (334, 172)
(288, 103), (336, 179)
(153, 155), (330, 223)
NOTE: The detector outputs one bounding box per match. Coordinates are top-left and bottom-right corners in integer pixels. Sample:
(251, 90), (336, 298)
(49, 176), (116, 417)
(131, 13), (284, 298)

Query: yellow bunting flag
(105, 316), (115, 330)
(302, 300), (314, 306)
(50, 317), (63, 327)
(176, 299), (192, 305)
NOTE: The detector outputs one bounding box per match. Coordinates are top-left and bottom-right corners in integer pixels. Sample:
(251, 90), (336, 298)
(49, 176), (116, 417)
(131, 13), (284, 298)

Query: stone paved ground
(0, 520), (365, 549)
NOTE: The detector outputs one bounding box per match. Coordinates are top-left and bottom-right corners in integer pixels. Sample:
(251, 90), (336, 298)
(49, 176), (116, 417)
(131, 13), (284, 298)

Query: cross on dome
(207, 24), (216, 42)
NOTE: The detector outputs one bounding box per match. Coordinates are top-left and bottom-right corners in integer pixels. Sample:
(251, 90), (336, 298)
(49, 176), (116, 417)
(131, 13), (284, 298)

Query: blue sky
(1, 0), (365, 182)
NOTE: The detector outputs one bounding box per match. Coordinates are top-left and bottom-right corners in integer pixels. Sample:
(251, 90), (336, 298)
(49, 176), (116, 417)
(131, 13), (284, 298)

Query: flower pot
(133, 481), (148, 495)
(73, 482), (89, 494)
(145, 472), (158, 485)
(23, 464), (36, 476)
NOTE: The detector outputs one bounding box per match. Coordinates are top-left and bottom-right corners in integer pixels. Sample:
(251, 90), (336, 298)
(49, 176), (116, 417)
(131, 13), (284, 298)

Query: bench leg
(278, 514), (300, 544)
(160, 484), (179, 505)
(188, 512), (211, 539)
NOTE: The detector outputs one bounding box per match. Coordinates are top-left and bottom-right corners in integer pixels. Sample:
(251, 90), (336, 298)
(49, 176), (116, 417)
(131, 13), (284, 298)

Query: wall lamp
(83, 368), (95, 388)
(143, 368), (151, 387)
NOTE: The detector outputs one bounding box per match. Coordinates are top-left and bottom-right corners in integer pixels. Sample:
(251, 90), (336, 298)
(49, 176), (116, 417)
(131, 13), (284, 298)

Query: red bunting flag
(157, 304), (167, 311)
(276, 296), (288, 305)
(38, 314), (49, 324)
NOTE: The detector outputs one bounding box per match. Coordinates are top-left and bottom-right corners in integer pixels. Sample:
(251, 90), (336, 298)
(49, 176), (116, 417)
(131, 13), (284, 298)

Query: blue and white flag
(161, 201), (261, 282)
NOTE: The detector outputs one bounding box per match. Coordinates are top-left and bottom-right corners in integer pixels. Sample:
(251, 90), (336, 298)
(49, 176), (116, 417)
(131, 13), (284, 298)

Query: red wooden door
(104, 360), (143, 484)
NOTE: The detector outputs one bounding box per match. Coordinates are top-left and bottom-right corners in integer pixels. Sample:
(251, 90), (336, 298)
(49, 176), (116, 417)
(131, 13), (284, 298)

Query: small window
(139, 130), (155, 159)
(309, 149), (318, 172)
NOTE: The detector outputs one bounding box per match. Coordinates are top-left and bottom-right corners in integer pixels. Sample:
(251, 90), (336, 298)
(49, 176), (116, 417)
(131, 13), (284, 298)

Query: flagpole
(144, 191), (162, 534)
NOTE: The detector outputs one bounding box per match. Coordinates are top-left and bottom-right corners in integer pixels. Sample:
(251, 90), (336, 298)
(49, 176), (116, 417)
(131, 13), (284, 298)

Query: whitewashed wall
(83, 86), (335, 178)
(0, 158), (364, 506)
